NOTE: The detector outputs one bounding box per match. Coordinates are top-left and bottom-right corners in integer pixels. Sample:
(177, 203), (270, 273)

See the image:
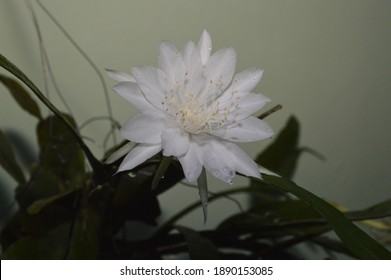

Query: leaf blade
(0, 130), (26, 184)
(0, 74), (42, 120)
(256, 175), (391, 259)
(176, 225), (219, 260)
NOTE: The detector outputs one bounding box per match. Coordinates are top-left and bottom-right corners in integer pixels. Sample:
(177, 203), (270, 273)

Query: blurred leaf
(0, 74), (42, 120)
(2, 222), (71, 259)
(347, 199), (391, 220)
(256, 175), (391, 259)
(16, 168), (60, 209)
(256, 116), (300, 178)
(197, 168), (208, 224)
(151, 156), (173, 190)
(111, 171), (161, 226)
(312, 236), (355, 258)
(176, 225), (219, 260)
(0, 130), (26, 184)
(218, 200), (322, 231)
(36, 114), (85, 189)
(104, 140), (133, 164)
(67, 202), (101, 259)
(27, 189), (77, 215)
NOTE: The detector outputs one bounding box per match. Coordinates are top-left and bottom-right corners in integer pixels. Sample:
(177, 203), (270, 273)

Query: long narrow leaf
(256, 175), (391, 259)
(0, 130), (26, 184)
(0, 74), (42, 120)
(151, 156), (173, 190)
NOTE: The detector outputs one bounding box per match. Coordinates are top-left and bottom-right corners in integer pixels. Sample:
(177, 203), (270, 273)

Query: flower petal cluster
(108, 30), (273, 184)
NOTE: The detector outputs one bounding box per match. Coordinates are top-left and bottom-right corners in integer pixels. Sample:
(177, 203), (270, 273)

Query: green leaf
(256, 175), (391, 259)
(176, 225), (219, 260)
(16, 168), (60, 209)
(36, 114), (85, 188)
(0, 74), (42, 120)
(347, 199), (391, 220)
(111, 172), (161, 226)
(197, 168), (208, 224)
(256, 116), (300, 178)
(66, 203), (100, 259)
(151, 156), (173, 190)
(2, 222), (70, 259)
(0, 130), (26, 184)
(218, 200), (323, 231)
(27, 189), (77, 215)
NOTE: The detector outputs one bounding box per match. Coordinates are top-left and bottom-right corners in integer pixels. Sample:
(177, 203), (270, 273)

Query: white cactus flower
(107, 30), (273, 185)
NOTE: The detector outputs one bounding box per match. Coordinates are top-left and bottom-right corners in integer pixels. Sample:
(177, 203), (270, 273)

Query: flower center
(163, 93), (228, 134)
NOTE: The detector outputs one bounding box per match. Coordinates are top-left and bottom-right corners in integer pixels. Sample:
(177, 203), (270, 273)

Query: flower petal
(196, 137), (236, 184)
(182, 41), (204, 94)
(222, 142), (261, 178)
(120, 113), (164, 144)
(106, 69), (136, 82)
(178, 142), (203, 182)
(200, 47), (236, 101)
(112, 81), (159, 113)
(161, 127), (190, 157)
(131, 66), (165, 110)
(222, 117), (274, 142)
(197, 30), (212, 65)
(235, 92), (271, 119)
(231, 68), (263, 92)
(158, 41), (186, 87)
(197, 137), (261, 181)
(117, 143), (162, 173)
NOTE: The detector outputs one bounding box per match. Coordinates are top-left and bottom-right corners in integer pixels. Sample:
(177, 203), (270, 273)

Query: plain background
(1, 0), (390, 229)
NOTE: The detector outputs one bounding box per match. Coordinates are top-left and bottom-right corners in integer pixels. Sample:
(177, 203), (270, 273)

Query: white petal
(258, 164), (281, 177)
(235, 92), (271, 119)
(117, 143), (162, 173)
(182, 41), (204, 94)
(231, 68), (263, 92)
(120, 113), (164, 144)
(161, 127), (190, 157)
(106, 69), (136, 82)
(197, 30), (212, 65)
(197, 138), (261, 181)
(105, 142), (135, 164)
(223, 142), (261, 178)
(158, 41), (186, 86)
(131, 66), (165, 110)
(197, 137), (236, 184)
(178, 143), (203, 182)
(112, 81), (159, 113)
(200, 48), (236, 101)
(222, 117), (274, 142)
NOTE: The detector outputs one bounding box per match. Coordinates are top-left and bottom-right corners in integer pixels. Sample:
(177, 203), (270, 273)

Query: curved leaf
(2, 222), (70, 259)
(151, 156), (173, 190)
(66, 203), (100, 259)
(0, 74), (42, 120)
(256, 116), (300, 177)
(0, 130), (25, 184)
(176, 225), (219, 260)
(256, 175), (391, 259)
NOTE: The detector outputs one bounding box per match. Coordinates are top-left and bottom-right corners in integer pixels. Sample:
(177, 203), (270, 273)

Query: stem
(258, 104), (283, 119)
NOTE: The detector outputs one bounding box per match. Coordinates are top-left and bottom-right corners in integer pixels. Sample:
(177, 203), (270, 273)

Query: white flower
(107, 30), (273, 184)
